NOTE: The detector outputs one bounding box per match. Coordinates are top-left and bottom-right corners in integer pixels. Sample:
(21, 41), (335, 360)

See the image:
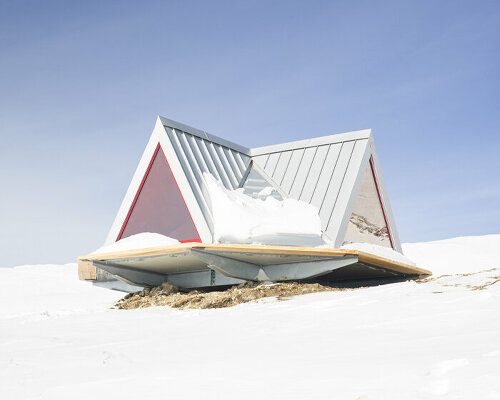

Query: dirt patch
(115, 281), (346, 310)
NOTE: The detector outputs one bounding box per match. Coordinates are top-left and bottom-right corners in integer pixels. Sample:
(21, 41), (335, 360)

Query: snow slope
(403, 234), (500, 275)
(1, 235), (500, 400)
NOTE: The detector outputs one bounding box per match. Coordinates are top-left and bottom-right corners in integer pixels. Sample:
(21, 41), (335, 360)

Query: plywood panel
(78, 260), (97, 281)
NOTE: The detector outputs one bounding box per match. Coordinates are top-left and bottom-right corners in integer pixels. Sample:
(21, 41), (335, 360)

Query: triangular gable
(117, 144), (201, 243)
(250, 131), (372, 245)
(343, 158), (393, 248)
(105, 117), (250, 245)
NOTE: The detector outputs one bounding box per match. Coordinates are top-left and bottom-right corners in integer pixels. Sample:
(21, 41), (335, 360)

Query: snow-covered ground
(1, 235), (499, 400)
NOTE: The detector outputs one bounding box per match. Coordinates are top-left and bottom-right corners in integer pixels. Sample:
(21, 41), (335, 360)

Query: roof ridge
(158, 115), (250, 155)
(249, 129), (372, 156)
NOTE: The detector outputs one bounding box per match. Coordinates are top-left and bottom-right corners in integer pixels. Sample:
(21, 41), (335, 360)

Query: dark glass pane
(119, 146), (200, 242)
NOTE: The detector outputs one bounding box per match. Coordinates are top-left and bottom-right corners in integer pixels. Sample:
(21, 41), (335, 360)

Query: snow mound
(1, 234), (499, 399)
(204, 173), (323, 246)
(402, 234), (500, 275)
(0, 264), (122, 319)
(341, 242), (416, 266)
(91, 232), (179, 255)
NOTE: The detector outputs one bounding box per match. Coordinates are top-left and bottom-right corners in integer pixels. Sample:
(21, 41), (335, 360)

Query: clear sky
(1, 0), (498, 267)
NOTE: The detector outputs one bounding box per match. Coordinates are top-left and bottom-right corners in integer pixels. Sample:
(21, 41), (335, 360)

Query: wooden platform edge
(78, 243), (431, 278)
(78, 260), (97, 281)
(78, 243), (357, 262)
(357, 251), (431, 276)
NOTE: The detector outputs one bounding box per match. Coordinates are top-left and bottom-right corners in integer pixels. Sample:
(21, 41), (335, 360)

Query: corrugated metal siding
(164, 126), (251, 234)
(252, 138), (370, 239)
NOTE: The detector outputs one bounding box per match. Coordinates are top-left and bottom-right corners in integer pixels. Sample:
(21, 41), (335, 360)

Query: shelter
(107, 116), (401, 251)
(79, 116), (429, 289)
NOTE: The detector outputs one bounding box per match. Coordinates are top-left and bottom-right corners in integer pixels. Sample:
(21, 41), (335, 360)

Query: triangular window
(343, 159), (393, 248)
(117, 144), (200, 243)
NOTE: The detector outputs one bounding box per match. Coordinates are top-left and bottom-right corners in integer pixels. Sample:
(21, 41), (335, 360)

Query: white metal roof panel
(252, 137), (371, 244)
(163, 125), (251, 237)
(249, 129), (371, 156)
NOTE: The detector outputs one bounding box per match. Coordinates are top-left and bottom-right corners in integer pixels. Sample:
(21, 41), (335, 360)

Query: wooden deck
(79, 243), (431, 281)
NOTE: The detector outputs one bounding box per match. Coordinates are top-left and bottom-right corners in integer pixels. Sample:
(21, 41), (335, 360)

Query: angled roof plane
(106, 116), (401, 252)
(79, 116), (429, 290)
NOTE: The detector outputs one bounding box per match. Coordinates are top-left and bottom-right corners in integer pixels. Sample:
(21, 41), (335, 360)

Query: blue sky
(0, 0), (498, 266)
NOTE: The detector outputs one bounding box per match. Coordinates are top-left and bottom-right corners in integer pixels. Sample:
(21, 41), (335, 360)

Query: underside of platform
(79, 243), (431, 289)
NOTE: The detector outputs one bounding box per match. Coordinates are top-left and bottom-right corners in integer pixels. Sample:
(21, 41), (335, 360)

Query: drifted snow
(1, 235), (499, 399)
(341, 242), (416, 266)
(91, 232), (179, 255)
(204, 173), (324, 245)
(403, 234), (500, 275)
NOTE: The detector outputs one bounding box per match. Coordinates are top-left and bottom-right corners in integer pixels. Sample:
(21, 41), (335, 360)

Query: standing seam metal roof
(251, 136), (371, 242)
(160, 116), (373, 244)
(161, 118), (251, 235)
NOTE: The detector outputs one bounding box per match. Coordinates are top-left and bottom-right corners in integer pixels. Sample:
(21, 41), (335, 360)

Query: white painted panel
(299, 145), (330, 202)
(250, 129), (371, 156)
(252, 154), (269, 170)
(264, 152), (281, 177)
(170, 129), (212, 227)
(215, 145), (238, 188)
(310, 143), (342, 210)
(205, 141), (232, 188)
(280, 149), (305, 194)
(223, 147), (243, 184)
(288, 147), (316, 199)
(187, 135), (210, 175)
(177, 131), (207, 191)
(232, 150), (250, 173)
(272, 150), (293, 185)
(318, 141), (355, 228)
(197, 139), (224, 185)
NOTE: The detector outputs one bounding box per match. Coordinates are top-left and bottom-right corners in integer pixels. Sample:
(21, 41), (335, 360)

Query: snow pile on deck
(91, 232), (179, 255)
(1, 235), (499, 399)
(204, 173), (324, 246)
(341, 242), (416, 266)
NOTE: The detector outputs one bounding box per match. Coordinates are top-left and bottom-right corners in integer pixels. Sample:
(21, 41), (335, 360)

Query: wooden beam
(78, 260), (97, 281)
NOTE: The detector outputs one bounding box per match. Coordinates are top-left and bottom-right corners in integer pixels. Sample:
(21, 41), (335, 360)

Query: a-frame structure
(78, 116), (430, 289)
(105, 116), (401, 252)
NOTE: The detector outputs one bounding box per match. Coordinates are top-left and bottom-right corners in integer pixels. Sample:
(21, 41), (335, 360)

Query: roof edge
(249, 129), (372, 156)
(158, 116), (250, 155)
